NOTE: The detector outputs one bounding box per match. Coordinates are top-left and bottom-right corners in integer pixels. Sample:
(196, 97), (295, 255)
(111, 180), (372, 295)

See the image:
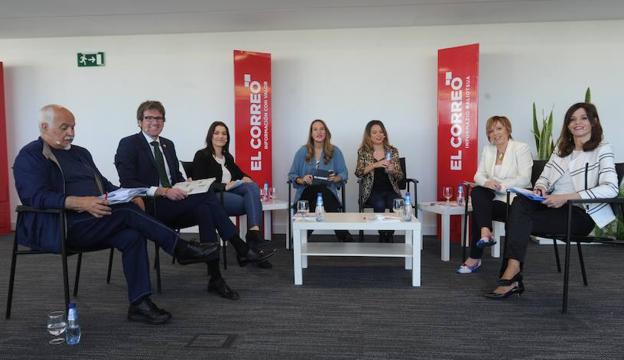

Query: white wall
(1, 20), (623, 235)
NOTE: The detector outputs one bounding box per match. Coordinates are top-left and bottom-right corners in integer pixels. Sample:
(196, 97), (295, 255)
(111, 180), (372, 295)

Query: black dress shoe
(175, 241), (219, 265)
(128, 298), (172, 325)
(236, 247), (276, 267)
(256, 260), (273, 269)
(208, 278), (240, 300)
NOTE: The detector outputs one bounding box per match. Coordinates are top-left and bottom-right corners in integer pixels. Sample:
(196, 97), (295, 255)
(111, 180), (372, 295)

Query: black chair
(502, 162), (624, 313)
(287, 178), (347, 249)
(461, 160), (548, 262)
(6, 206), (110, 319)
(357, 157), (419, 241)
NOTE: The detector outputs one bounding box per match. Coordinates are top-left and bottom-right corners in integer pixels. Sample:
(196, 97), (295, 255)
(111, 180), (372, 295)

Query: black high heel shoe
(484, 273), (524, 300)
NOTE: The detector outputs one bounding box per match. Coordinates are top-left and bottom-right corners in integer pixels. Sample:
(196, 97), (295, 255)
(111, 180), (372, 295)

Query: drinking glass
(270, 187), (276, 200)
(260, 188), (266, 201)
(442, 186), (453, 204)
(297, 200), (309, 217)
(47, 311), (66, 345)
(392, 198), (404, 218)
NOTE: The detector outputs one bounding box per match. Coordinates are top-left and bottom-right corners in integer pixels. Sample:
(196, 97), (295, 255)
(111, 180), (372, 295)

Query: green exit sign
(77, 52), (105, 67)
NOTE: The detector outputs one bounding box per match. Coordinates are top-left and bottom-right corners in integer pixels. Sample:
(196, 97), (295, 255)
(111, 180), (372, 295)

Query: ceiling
(1, 0), (624, 39)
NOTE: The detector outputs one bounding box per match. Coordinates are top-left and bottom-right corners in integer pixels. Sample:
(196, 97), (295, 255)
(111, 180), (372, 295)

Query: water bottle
(65, 303), (81, 345)
(457, 184), (465, 207)
(315, 192), (325, 221)
(263, 182), (269, 201)
(403, 192), (412, 222)
(384, 150), (392, 173)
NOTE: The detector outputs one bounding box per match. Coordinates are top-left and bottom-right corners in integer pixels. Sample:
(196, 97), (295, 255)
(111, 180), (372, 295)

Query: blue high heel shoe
(476, 236), (497, 248)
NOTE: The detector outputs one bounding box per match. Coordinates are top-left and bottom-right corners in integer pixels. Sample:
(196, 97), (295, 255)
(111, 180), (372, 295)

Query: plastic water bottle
(457, 184), (465, 207)
(65, 303), (81, 345)
(263, 182), (269, 201)
(385, 150), (392, 173)
(315, 193), (325, 221)
(403, 192), (412, 222)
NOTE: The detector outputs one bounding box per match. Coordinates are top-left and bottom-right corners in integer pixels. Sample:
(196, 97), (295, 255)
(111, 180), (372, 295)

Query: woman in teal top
(288, 119), (352, 241)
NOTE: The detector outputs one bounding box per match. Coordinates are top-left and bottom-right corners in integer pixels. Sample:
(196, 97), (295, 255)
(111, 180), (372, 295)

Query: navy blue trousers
(152, 190), (237, 244)
(68, 203), (179, 303)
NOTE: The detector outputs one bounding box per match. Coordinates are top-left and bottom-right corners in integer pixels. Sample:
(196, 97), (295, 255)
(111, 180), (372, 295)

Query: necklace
(497, 152), (504, 161)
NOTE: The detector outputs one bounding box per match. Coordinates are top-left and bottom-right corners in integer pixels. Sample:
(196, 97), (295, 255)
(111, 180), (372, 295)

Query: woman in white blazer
(486, 103), (618, 299)
(457, 116), (533, 274)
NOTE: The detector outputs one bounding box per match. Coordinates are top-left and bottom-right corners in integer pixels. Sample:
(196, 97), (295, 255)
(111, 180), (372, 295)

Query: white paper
(100, 188), (149, 204)
(173, 178), (216, 195)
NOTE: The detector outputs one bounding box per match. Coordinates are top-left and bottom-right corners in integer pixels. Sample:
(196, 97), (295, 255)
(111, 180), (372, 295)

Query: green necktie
(150, 141), (171, 188)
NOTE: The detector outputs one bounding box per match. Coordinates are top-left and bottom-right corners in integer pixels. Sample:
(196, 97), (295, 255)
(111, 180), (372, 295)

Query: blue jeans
(220, 182), (263, 228)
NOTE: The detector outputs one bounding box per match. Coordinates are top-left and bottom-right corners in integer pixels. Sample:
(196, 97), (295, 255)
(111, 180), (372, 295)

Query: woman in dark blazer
(192, 121), (269, 267)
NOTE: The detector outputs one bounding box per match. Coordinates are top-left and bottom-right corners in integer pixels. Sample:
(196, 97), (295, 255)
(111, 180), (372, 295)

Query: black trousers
(366, 189), (401, 236)
(300, 185), (350, 240)
(469, 187), (508, 259)
(504, 195), (594, 265)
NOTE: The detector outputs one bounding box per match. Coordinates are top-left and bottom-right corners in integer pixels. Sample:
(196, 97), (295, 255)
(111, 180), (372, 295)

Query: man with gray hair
(13, 104), (219, 325)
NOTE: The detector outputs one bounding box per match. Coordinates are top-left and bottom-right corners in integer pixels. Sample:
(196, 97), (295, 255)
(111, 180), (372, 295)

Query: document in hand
(509, 187), (545, 201)
(312, 169), (331, 185)
(100, 188), (149, 204)
(173, 178), (216, 195)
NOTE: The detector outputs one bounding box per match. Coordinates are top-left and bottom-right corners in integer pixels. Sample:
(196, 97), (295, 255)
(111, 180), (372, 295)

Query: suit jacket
(535, 142), (618, 228)
(474, 139), (533, 202)
(14, 138), (117, 253)
(192, 148), (249, 191)
(115, 132), (186, 189)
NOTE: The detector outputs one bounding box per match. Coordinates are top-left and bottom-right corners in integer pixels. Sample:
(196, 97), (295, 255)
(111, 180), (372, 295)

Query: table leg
(417, 208), (424, 250)
(412, 229), (421, 287)
(239, 215), (247, 239)
(302, 228), (308, 269)
(263, 210), (271, 241)
(293, 228), (303, 285)
(405, 230), (412, 270)
(441, 214), (450, 261)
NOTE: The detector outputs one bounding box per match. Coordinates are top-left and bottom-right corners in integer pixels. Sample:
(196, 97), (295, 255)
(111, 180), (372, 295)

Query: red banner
(0, 63), (10, 233)
(437, 44), (479, 242)
(233, 50), (272, 188)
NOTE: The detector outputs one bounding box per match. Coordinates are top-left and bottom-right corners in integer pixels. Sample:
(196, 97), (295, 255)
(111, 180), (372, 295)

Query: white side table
(238, 199), (289, 243)
(417, 201), (471, 262)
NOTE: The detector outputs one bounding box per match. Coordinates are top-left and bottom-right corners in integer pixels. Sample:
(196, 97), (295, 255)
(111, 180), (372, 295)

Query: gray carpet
(1, 233), (623, 360)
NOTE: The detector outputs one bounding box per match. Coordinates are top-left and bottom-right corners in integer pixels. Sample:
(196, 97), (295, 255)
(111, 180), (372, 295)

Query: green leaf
(532, 102), (540, 148)
(585, 87), (591, 103)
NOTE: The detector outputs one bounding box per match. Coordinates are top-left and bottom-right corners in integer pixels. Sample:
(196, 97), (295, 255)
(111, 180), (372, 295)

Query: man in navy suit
(115, 100), (274, 301)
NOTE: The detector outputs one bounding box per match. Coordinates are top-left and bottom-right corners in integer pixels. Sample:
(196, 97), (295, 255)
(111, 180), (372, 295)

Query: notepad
(173, 178), (216, 195)
(509, 187), (545, 201)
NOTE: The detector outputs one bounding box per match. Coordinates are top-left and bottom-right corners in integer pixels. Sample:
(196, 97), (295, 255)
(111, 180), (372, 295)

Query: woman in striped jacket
(486, 102), (619, 299)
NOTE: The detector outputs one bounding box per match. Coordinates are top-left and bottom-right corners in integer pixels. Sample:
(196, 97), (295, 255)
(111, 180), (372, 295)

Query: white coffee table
(292, 212), (422, 286)
(418, 201), (472, 262)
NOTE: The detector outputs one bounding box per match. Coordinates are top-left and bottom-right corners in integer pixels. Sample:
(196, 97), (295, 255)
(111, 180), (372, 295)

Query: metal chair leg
(562, 205), (573, 314)
(73, 253), (82, 297)
(5, 232), (19, 319)
(106, 248), (114, 283)
(62, 253), (71, 313)
(222, 238), (228, 270)
(154, 243), (162, 293)
(553, 239), (561, 272)
(576, 241), (588, 286)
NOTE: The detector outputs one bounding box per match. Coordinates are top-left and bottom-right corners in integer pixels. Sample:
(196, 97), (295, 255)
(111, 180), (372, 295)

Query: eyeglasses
(143, 116), (164, 122)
